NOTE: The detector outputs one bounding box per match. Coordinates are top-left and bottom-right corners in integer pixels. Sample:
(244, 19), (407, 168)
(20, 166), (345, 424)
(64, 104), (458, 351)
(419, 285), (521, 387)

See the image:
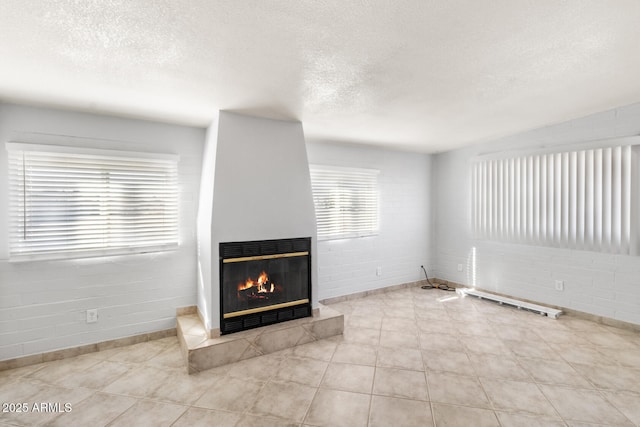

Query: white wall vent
(460, 288), (562, 319)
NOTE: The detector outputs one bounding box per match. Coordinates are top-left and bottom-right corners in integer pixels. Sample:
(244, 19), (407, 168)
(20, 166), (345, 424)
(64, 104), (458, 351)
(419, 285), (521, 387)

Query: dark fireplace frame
(219, 237), (312, 334)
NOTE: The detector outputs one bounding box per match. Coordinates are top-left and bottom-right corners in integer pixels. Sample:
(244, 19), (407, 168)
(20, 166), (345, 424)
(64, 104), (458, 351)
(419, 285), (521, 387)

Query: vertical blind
(472, 144), (639, 255)
(310, 165), (379, 240)
(7, 143), (179, 261)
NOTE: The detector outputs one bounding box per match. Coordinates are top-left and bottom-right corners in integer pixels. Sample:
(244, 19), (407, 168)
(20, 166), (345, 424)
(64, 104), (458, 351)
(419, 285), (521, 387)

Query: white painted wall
(306, 140), (434, 300)
(434, 102), (640, 325)
(0, 103), (205, 361)
(8, 96), (639, 361)
(199, 112), (318, 331)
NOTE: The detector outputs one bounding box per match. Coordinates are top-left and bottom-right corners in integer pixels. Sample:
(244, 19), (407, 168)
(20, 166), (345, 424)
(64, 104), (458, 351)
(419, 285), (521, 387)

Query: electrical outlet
(376, 266), (382, 276)
(86, 309), (98, 323)
(555, 280), (564, 291)
(457, 264), (463, 272)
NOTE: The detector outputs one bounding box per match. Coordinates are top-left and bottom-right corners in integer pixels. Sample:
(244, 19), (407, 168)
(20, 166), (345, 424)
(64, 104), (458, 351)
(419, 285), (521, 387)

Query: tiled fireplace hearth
(176, 236), (343, 375)
(177, 305), (343, 374)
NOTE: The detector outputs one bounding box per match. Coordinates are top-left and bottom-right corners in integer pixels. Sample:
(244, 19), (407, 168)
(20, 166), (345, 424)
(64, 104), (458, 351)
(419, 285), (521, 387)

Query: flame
(237, 278), (255, 291)
(237, 271), (276, 293)
(257, 271), (268, 286)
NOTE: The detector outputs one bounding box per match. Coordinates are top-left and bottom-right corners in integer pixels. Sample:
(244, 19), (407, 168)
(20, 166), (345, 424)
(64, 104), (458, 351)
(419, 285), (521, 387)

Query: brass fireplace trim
(223, 298), (310, 319)
(223, 251), (309, 263)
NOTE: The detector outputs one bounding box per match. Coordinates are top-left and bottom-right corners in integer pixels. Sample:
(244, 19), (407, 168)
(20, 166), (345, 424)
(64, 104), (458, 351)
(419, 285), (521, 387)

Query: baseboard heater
(459, 288), (562, 319)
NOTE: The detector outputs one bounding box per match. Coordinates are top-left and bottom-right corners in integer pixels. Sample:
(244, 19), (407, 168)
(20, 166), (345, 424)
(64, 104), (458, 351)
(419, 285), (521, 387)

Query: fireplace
(219, 237), (312, 334)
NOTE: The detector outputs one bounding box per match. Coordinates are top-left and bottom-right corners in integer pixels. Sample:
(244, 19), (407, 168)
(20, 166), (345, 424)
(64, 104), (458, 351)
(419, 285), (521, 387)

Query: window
(7, 143), (179, 261)
(471, 143), (640, 255)
(310, 165), (379, 240)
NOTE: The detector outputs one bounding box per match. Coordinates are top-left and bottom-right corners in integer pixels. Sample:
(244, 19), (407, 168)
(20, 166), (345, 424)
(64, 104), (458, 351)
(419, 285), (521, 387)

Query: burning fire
(238, 271), (275, 293)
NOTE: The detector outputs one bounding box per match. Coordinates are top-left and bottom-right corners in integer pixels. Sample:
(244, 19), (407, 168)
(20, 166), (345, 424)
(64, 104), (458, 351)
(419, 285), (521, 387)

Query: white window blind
(7, 143), (179, 261)
(310, 165), (379, 240)
(472, 144), (640, 255)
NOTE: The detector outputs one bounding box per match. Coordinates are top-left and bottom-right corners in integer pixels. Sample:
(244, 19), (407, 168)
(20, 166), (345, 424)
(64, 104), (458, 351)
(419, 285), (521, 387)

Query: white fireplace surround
(196, 111), (319, 336)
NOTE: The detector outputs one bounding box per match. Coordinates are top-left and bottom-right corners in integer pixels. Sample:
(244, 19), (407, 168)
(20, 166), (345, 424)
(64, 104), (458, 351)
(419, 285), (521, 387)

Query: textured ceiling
(2, 1), (640, 152)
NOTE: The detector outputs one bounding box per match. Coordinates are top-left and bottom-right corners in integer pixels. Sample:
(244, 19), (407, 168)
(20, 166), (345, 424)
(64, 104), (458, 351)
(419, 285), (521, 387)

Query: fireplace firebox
(219, 237), (312, 334)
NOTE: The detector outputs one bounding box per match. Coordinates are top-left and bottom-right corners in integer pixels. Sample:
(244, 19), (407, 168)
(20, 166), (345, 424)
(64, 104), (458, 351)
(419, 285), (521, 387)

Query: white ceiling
(2, 1), (640, 153)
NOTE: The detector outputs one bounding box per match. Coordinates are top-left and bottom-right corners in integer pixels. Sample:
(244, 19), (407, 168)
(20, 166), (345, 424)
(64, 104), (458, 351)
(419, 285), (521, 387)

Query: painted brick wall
(434, 102), (640, 325)
(306, 140), (434, 300)
(0, 104), (205, 361)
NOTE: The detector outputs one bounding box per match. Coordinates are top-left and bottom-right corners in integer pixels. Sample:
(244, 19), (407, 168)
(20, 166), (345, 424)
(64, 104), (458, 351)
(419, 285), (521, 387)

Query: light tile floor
(2, 287), (640, 426)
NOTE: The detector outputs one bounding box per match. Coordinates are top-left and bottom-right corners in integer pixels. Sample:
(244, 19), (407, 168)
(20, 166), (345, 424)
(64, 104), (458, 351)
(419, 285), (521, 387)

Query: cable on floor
(420, 265), (455, 291)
